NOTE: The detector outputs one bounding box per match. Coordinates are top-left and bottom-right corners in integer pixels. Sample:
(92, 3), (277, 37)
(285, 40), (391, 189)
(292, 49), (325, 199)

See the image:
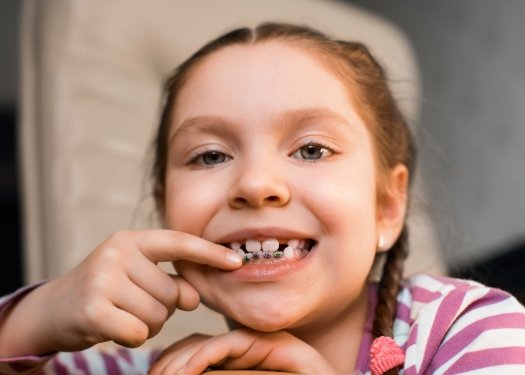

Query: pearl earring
(378, 235), (387, 251)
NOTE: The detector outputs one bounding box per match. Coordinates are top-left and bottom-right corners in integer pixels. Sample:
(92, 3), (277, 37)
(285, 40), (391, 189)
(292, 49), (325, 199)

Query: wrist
(0, 283), (56, 357)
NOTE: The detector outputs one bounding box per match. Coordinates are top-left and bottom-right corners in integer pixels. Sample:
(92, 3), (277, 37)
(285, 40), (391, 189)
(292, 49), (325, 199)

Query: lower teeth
(241, 248), (308, 264)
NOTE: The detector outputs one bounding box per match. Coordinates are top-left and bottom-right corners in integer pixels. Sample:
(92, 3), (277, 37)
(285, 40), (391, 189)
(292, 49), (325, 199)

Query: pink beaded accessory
(369, 336), (405, 375)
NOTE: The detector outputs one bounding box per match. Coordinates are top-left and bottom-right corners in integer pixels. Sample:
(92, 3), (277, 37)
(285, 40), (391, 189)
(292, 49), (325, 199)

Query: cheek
(303, 164), (377, 230)
(164, 174), (224, 233)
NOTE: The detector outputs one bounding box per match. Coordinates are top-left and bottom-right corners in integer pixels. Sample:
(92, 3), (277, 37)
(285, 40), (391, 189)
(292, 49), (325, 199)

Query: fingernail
(226, 250), (243, 265)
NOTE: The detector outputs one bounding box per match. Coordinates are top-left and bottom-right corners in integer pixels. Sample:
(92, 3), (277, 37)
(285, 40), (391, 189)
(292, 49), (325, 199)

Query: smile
(223, 238), (317, 264)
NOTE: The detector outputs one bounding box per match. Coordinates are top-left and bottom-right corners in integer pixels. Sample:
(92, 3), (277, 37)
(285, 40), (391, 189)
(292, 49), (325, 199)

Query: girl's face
(164, 42), (404, 333)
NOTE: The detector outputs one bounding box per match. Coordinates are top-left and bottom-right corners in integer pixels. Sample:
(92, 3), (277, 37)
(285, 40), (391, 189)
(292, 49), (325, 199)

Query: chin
(203, 294), (305, 332)
(230, 311), (300, 332)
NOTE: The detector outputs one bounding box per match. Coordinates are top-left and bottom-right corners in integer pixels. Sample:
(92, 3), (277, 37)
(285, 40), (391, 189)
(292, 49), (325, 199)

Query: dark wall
(0, 108), (22, 295)
(0, 0), (22, 295)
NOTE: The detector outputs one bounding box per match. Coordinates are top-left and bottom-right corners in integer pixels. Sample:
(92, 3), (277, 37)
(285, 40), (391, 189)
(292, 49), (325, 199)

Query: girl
(1, 23), (524, 375)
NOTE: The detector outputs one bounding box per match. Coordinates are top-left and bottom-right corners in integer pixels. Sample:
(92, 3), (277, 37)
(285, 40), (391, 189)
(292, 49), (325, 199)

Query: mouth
(222, 238), (317, 264)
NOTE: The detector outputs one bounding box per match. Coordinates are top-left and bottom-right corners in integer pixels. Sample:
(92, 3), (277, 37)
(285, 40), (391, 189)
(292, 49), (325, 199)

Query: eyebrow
(280, 107), (351, 132)
(169, 107), (351, 145)
(169, 115), (239, 146)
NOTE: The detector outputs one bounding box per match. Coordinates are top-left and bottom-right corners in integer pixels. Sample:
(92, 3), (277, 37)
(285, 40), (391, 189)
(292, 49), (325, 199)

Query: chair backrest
(19, 0), (442, 347)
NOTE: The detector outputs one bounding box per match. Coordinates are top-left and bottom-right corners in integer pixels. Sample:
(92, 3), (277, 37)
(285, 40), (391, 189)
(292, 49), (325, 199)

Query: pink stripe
(403, 364), (418, 375)
(149, 349), (162, 366)
(419, 288), (467, 373)
(410, 286), (442, 303)
(427, 312), (525, 372)
(405, 322), (419, 349)
(355, 329), (373, 373)
(101, 352), (120, 375)
(52, 357), (68, 375)
(354, 283), (378, 373)
(396, 301), (411, 324)
(116, 348), (132, 364)
(443, 347), (525, 374)
(434, 276), (473, 289)
(73, 352), (90, 374)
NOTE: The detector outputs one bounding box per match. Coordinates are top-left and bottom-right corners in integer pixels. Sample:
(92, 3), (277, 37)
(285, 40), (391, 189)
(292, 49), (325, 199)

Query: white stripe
(128, 349), (152, 374)
(409, 274), (447, 292)
(459, 364), (525, 374)
(397, 285), (412, 306)
(82, 347), (108, 375)
(404, 276), (499, 372)
(433, 328), (525, 375)
(442, 295), (520, 345)
(453, 286), (492, 317)
(393, 318), (410, 346)
(101, 346), (147, 375)
(409, 300), (430, 321)
(405, 283), (458, 372)
(404, 332), (421, 372)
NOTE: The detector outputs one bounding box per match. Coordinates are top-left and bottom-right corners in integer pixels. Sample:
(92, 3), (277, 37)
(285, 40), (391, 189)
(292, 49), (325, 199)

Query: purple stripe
(462, 287), (513, 310)
(149, 349), (162, 366)
(52, 357), (69, 375)
(405, 322), (419, 349)
(435, 276), (473, 289)
(101, 352), (120, 375)
(73, 352), (90, 374)
(354, 284), (378, 373)
(403, 364), (418, 375)
(396, 301), (411, 324)
(443, 347), (525, 374)
(116, 348), (132, 364)
(410, 286), (442, 303)
(428, 312), (525, 372)
(419, 289), (467, 373)
(356, 329), (373, 373)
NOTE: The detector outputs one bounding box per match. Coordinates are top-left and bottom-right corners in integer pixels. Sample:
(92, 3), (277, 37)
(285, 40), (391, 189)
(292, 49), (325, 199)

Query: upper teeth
(229, 238), (305, 253)
(246, 239), (262, 252)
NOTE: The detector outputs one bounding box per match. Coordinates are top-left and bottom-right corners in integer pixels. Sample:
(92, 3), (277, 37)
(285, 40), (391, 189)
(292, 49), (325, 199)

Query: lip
(230, 255), (313, 282)
(224, 241), (318, 283)
(213, 226), (314, 244)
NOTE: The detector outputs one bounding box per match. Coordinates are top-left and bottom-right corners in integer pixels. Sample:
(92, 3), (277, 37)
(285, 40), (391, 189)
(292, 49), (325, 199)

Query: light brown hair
(152, 23), (416, 374)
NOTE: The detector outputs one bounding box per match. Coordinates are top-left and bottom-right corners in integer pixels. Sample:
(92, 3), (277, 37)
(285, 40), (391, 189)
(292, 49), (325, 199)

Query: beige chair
(19, 0), (443, 348)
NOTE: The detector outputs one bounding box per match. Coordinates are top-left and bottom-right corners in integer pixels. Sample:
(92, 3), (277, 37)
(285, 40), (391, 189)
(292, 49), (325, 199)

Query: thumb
(170, 274), (200, 312)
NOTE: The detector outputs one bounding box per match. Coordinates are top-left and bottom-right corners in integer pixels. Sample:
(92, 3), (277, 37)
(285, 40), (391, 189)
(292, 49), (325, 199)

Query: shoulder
(397, 274), (525, 374)
(399, 273), (521, 321)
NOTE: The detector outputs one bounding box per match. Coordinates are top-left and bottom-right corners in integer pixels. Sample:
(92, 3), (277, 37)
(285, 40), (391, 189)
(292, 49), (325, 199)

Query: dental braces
(241, 250), (285, 263)
(225, 238), (313, 264)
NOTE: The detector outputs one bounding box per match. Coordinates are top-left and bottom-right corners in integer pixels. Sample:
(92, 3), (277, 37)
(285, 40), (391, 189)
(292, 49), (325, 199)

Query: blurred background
(1, 0), (524, 302)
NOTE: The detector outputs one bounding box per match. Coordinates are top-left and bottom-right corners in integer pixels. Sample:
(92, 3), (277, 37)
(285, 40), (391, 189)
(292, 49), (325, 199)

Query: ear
(376, 164), (409, 253)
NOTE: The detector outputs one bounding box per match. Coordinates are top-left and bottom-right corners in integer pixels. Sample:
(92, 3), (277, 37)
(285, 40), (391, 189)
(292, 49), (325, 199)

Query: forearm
(0, 282), (56, 358)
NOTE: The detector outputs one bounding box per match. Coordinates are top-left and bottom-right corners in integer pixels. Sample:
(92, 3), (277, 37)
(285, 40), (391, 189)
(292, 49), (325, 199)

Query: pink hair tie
(369, 336), (405, 375)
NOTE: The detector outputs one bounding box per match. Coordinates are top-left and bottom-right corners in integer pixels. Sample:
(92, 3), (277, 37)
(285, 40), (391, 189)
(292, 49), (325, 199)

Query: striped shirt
(1, 275), (524, 374)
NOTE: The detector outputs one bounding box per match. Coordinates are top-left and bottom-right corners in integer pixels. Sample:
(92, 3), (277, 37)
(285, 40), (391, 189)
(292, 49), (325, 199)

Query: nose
(227, 159), (290, 209)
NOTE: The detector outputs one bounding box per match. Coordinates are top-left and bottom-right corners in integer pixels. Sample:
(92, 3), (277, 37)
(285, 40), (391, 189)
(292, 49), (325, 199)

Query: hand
(149, 329), (336, 375)
(0, 230), (242, 357)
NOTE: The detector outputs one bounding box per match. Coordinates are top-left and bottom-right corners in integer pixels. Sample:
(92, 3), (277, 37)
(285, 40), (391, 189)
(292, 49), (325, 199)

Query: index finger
(129, 230), (242, 269)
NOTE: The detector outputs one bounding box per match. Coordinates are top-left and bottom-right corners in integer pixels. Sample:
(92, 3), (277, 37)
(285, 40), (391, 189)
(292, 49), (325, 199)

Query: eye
(189, 150), (232, 166)
(291, 142), (333, 161)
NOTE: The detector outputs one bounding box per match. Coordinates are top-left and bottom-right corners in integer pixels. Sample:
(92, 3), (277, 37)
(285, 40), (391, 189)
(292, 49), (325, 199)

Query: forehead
(171, 41), (361, 128)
